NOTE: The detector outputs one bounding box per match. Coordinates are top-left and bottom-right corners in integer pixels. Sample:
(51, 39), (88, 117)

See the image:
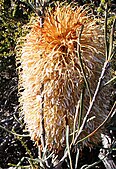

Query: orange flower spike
(17, 4), (111, 152)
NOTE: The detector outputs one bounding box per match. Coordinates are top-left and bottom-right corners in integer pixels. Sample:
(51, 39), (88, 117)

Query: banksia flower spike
(17, 3), (111, 152)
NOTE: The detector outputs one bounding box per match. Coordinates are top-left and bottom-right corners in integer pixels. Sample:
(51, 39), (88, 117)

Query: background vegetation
(0, 0), (115, 168)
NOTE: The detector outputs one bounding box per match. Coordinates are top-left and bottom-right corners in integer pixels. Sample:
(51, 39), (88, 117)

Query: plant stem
(77, 25), (92, 102)
(0, 124), (30, 137)
(105, 3), (108, 60)
(74, 60), (109, 144)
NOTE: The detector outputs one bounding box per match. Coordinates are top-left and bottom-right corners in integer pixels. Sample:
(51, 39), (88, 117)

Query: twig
(38, 1), (50, 168)
(75, 148), (80, 169)
(0, 124), (30, 137)
(78, 87), (85, 129)
(53, 152), (68, 169)
(74, 7), (115, 143)
(39, 83), (45, 149)
(0, 125), (35, 168)
(54, 4), (115, 168)
(77, 25), (92, 102)
(105, 3), (108, 60)
(75, 101), (116, 145)
(108, 18), (116, 60)
(80, 160), (101, 169)
(80, 131), (116, 169)
(103, 76), (116, 87)
(38, 0), (46, 151)
(99, 152), (116, 169)
(66, 125), (73, 169)
(18, 137), (34, 159)
(74, 60), (109, 144)
(72, 100), (80, 143)
(8, 157), (44, 169)
(99, 133), (116, 169)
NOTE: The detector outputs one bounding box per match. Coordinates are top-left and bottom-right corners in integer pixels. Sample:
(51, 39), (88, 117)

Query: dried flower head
(17, 4), (111, 152)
